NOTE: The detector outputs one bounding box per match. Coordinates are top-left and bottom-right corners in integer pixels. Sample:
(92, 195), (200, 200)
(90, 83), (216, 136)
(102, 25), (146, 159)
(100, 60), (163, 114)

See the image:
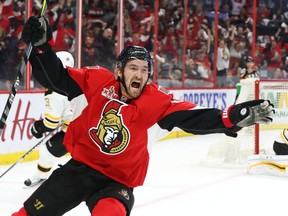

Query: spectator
(95, 27), (117, 71)
(229, 61), (242, 84)
(82, 34), (98, 67)
(129, 0), (153, 30)
(231, 0), (246, 17)
(281, 56), (288, 77)
(0, 2), (10, 34)
(229, 41), (245, 69)
(161, 22), (178, 61)
(157, 62), (174, 88)
(184, 58), (199, 87)
(125, 31), (148, 48)
(85, 0), (105, 23)
(185, 50), (212, 88)
(217, 39), (230, 87)
(52, 12), (76, 53)
(266, 37), (282, 75)
(0, 26), (19, 90)
(1, 0), (14, 19)
(276, 22), (288, 52)
(226, 70), (238, 87)
(232, 25), (250, 51)
(272, 68), (286, 79)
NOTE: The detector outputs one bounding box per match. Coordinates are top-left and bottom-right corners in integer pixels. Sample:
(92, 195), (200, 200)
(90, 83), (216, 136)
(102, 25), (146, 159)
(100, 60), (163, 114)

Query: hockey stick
(0, 126), (59, 180)
(233, 82), (241, 105)
(0, 0), (48, 137)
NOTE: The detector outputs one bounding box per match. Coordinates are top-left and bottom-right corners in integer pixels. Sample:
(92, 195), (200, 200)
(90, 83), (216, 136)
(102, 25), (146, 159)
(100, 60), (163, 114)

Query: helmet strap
(117, 69), (130, 99)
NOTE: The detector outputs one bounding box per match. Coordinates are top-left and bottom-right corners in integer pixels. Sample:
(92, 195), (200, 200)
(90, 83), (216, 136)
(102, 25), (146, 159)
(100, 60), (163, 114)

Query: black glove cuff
(229, 104), (250, 125)
(34, 120), (45, 133)
(36, 41), (52, 52)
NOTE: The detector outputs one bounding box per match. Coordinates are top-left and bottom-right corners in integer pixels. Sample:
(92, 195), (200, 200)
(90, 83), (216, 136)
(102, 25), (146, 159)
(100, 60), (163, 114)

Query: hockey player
(12, 16), (274, 216)
(273, 128), (288, 155)
(248, 128), (288, 176)
(24, 51), (74, 187)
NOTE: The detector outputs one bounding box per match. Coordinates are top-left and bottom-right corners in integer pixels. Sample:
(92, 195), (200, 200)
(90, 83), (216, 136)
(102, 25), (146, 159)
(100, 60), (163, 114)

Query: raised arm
(22, 16), (82, 100)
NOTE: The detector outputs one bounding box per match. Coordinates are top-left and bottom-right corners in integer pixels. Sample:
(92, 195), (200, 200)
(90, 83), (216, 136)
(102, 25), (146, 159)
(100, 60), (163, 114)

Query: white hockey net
(201, 79), (288, 168)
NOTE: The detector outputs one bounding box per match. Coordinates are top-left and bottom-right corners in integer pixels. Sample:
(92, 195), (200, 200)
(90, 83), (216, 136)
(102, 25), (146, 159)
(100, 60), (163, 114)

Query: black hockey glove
(31, 120), (44, 139)
(222, 99), (274, 128)
(22, 16), (53, 51)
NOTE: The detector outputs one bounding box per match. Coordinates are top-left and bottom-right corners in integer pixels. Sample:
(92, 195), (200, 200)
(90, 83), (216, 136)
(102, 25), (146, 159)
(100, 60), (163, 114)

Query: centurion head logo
(89, 100), (130, 155)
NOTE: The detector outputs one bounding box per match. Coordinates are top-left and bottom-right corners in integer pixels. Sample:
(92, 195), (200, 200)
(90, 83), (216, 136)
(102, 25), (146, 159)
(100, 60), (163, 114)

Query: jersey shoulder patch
(158, 85), (170, 95)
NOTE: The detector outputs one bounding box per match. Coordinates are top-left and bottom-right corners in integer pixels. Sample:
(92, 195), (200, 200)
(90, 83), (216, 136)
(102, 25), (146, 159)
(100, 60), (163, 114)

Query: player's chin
(129, 88), (142, 99)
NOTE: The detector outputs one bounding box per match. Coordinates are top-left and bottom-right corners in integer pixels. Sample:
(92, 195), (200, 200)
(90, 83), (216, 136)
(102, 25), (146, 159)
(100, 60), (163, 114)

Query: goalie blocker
(248, 128), (288, 176)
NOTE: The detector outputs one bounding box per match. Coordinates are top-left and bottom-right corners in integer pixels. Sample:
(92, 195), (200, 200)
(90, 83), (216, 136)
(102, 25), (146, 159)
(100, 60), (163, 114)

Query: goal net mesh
(201, 79), (288, 168)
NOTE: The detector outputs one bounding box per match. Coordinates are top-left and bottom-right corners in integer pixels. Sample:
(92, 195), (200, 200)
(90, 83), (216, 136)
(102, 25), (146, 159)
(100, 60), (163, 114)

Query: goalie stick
(0, 0), (48, 137)
(0, 126), (60, 180)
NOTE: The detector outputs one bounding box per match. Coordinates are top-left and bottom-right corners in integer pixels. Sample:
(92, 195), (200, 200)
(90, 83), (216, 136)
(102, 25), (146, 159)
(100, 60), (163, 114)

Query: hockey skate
(24, 175), (47, 187)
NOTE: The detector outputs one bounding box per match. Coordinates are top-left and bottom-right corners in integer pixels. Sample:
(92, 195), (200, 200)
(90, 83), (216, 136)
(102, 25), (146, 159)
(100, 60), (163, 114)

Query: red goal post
(201, 79), (288, 168)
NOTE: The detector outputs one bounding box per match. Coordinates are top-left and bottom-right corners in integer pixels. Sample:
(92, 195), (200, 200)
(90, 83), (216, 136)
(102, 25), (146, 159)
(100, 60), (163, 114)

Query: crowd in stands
(0, 0), (288, 90)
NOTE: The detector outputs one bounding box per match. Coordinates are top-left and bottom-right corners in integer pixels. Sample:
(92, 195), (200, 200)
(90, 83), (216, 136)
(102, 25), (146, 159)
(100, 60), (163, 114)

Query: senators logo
(89, 100), (130, 155)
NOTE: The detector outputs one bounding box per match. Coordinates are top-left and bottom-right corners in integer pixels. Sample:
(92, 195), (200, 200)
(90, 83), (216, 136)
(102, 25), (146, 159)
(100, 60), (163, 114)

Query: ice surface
(1, 134), (287, 216)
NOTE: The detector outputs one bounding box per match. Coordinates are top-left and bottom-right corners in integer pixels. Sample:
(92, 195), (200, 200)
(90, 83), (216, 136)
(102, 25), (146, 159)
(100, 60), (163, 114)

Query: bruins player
(248, 128), (288, 176)
(24, 51), (74, 187)
(273, 128), (288, 155)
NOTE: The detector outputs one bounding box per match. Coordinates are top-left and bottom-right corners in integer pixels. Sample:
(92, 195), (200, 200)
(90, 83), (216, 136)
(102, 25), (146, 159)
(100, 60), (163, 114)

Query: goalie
(273, 128), (288, 155)
(248, 128), (288, 176)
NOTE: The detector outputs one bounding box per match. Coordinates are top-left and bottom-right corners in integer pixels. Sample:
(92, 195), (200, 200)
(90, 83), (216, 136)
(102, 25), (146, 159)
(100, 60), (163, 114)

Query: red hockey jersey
(64, 66), (201, 188)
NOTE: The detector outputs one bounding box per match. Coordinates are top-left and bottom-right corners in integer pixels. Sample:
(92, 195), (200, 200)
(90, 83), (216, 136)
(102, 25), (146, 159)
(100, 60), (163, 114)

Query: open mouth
(131, 81), (140, 89)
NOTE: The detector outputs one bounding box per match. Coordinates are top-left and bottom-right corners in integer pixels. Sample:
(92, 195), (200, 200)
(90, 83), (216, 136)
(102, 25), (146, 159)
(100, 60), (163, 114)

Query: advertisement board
(0, 89), (237, 164)
(0, 93), (45, 155)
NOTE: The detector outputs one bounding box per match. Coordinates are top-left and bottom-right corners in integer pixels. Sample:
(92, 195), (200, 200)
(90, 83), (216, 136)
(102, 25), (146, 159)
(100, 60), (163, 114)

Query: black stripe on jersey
(157, 109), (240, 137)
(37, 164), (52, 173)
(45, 117), (60, 126)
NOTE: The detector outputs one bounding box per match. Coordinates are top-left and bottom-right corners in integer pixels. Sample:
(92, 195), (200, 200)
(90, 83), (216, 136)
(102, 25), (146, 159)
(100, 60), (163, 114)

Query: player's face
(118, 59), (149, 99)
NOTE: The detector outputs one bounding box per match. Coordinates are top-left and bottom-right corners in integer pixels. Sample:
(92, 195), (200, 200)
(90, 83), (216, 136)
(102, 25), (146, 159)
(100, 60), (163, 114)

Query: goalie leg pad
(273, 141), (288, 155)
(45, 131), (67, 157)
(247, 155), (288, 176)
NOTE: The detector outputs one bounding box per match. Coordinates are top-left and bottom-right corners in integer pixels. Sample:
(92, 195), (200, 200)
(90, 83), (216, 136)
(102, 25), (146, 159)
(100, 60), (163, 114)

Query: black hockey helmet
(244, 56), (254, 63)
(116, 45), (153, 77)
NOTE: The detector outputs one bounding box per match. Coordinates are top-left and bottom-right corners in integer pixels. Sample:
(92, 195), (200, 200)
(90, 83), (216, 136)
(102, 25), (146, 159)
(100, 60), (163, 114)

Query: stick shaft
(0, 128), (57, 179)
(0, 0), (48, 136)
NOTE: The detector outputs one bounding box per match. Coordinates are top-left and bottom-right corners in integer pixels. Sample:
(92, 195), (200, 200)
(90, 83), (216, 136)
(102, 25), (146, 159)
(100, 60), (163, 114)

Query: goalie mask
(56, 51), (75, 68)
(116, 45), (153, 77)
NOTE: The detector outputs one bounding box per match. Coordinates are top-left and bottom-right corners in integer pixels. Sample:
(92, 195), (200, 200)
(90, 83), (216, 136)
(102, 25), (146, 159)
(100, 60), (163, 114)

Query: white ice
(1, 134), (287, 216)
